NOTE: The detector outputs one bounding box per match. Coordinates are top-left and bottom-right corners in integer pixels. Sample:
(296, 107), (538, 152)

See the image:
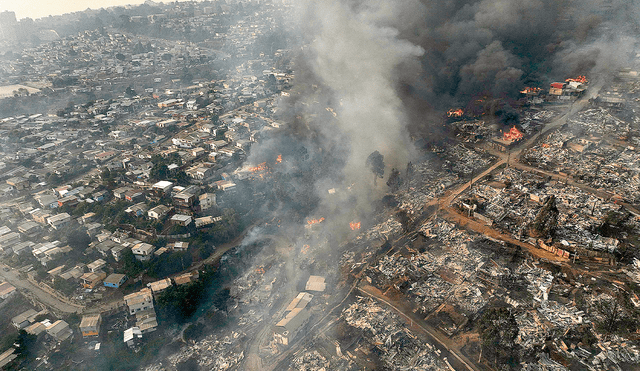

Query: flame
(301, 244), (310, 254)
(350, 222), (361, 230)
(447, 108), (464, 117)
(248, 162), (267, 172)
(255, 266), (265, 274)
(276, 154), (282, 164)
(520, 87), (542, 94)
(503, 126), (524, 141)
(307, 217), (325, 225)
(326, 107), (337, 117)
(566, 75), (588, 84)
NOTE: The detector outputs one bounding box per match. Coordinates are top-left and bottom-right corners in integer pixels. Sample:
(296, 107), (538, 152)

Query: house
(93, 190), (108, 202)
(148, 205), (170, 220)
(125, 202), (148, 217)
(80, 271), (107, 289)
(17, 221), (40, 237)
(104, 273), (127, 288)
(147, 278), (172, 294)
(135, 308), (158, 333)
(132, 243), (155, 261)
(0, 349), (17, 368)
(170, 241), (189, 251)
(47, 213), (71, 229)
(6, 177), (28, 191)
(113, 187), (132, 199)
(79, 314), (102, 337)
(305, 276), (326, 292)
(199, 193), (216, 210)
(12, 309), (39, 329)
(213, 179), (236, 191)
(173, 192), (196, 209)
(195, 215), (222, 228)
(24, 322), (46, 336)
(174, 271), (198, 285)
(0, 282), (16, 299)
(46, 320), (73, 341)
(124, 326), (142, 347)
(87, 259), (107, 272)
(170, 214), (192, 226)
(124, 288), (154, 315)
(0, 232), (20, 251)
(31, 209), (52, 224)
(57, 195), (78, 208)
(35, 194), (58, 209)
(79, 212), (96, 224)
(124, 189), (145, 202)
(186, 164), (213, 180)
(151, 180), (173, 195)
(111, 244), (127, 262)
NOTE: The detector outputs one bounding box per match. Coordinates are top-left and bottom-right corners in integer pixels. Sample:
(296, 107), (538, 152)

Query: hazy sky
(0, 0), (156, 20)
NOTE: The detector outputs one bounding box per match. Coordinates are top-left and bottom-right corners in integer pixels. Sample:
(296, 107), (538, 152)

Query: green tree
(477, 307), (520, 367)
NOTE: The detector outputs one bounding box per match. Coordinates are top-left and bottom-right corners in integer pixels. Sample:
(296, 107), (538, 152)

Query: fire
(349, 222), (361, 230)
(520, 87), (542, 94)
(503, 126), (524, 141)
(301, 244), (310, 254)
(248, 162), (267, 172)
(255, 266), (265, 274)
(307, 217), (325, 225)
(276, 154), (282, 164)
(326, 107), (337, 117)
(447, 108), (464, 118)
(566, 75), (588, 84)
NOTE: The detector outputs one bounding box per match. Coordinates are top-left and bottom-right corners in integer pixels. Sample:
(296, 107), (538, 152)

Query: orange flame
(307, 217), (325, 225)
(301, 244), (310, 254)
(447, 109), (464, 117)
(520, 87), (542, 94)
(255, 266), (265, 274)
(350, 222), (361, 230)
(566, 75), (588, 84)
(276, 154), (282, 164)
(248, 162), (267, 172)
(503, 126), (523, 141)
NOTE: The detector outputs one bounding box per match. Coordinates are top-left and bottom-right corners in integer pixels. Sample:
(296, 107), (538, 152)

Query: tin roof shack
(0, 349), (17, 369)
(170, 214), (192, 226)
(135, 308), (158, 333)
(47, 213), (71, 230)
(87, 259), (107, 272)
(124, 326), (142, 347)
(104, 273), (127, 288)
(81, 271), (107, 289)
(46, 319), (73, 341)
(11, 309), (39, 329)
(305, 276), (326, 292)
(147, 278), (172, 294)
(124, 288), (154, 315)
(148, 205), (170, 220)
(274, 292), (314, 346)
(132, 242), (155, 261)
(0, 282), (16, 299)
(79, 314), (102, 337)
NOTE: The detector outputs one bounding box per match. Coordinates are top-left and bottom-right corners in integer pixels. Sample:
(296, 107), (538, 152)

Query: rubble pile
(537, 301), (586, 328)
(360, 217), (403, 241)
(291, 350), (331, 371)
(515, 263), (554, 303)
(396, 159), (460, 213)
(441, 144), (495, 176)
(342, 296), (449, 370)
(167, 332), (245, 370)
(515, 311), (548, 348)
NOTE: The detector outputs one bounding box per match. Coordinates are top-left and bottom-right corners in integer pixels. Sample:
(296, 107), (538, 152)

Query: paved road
(0, 264), (84, 314)
(442, 87), (599, 208)
(358, 284), (481, 371)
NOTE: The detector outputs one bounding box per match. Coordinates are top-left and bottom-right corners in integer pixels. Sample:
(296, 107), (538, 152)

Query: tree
(366, 150), (385, 185)
(477, 307), (520, 367)
(67, 229), (91, 250)
(595, 298), (623, 334)
(528, 195), (558, 238)
(386, 168), (402, 192)
(125, 86), (137, 98)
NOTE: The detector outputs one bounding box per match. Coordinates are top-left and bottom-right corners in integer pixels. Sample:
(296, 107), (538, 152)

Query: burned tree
(528, 195), (559, 238)
(366, 150), (385, 185)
